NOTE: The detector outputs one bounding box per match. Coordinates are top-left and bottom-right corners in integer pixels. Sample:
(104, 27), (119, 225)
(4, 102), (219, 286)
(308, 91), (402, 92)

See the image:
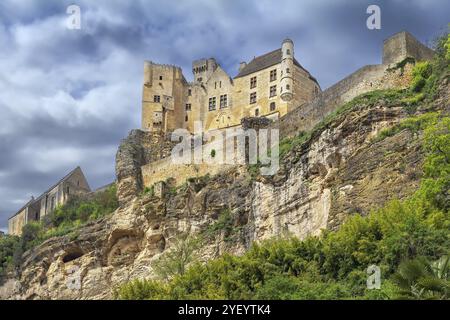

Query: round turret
(280, 39), (294, 102)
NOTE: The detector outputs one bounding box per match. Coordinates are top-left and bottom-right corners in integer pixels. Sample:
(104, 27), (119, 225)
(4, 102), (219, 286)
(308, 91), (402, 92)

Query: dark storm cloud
(0, 0), (449, 232)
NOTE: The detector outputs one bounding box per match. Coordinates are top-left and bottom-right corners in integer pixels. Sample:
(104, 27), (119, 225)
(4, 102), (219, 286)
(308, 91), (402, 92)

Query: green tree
(392, 256), (449, 299)
(152, 233), (201, 281)
(0, 235), (19, 283)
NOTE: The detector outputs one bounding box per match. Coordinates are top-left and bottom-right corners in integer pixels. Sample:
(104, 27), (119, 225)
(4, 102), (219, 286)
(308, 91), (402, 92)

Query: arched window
(286, 49), (291, 55)
(255, 109), (259, 116)
(270, 102), (276, 111)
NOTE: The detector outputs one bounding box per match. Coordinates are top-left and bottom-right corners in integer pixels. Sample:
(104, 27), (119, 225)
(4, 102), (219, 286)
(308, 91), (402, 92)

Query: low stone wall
(142, 158), (231, 188)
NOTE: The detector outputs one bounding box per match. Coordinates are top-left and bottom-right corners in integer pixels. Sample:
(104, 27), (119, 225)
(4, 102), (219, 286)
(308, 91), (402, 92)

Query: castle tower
(144, 61), (153, 85)
(280, 38), (294, 102)
(142, 61), (186, 132)
(192, 58), (218, 84)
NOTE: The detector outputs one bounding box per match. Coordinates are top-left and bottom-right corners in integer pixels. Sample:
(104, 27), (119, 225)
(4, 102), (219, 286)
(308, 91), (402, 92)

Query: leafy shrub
(151, 233), (201, 281)
(0, 235), (19, 282)
(113, 279), (169, 300)
(142, 185), (154, 196)
(391, 256), (449, 300)
(50, 184), (118, 229)
(372, 112), (439, 143)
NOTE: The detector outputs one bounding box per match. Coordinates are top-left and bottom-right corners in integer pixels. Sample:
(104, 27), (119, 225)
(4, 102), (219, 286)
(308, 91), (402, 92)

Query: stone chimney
(238, 62), (247, 73)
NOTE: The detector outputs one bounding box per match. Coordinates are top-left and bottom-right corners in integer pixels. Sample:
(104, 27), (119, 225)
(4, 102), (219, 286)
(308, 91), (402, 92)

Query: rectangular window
(270, 69), (277, 81)
(159, 76), (163, 80)
(250, 76), (257, 89)
(270, 102), (276, 111)
(209, 97), (216, 111)
(269, 85), (277, 97)
(220, 95), (228, 108)
(286, 68), (290, 74)
(250, 92), (257, 104)
(188, 89), (192, 96)
(185, 103), (191, 111)
(153, 95), (160, 103)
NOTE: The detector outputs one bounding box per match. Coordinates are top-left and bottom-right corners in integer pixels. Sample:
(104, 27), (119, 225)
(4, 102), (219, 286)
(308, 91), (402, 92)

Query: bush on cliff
(51, 184), (118, 227)
(0, 235), (19, 283)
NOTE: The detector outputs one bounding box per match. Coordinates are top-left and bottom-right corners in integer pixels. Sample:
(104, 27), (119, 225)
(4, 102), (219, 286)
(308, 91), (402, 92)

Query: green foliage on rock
(151, 233), (201, 281)
(0, 235), (19, 283)
(411, 61), (432, 92)
(203, 209), (242, 243)
(51, 184), (118, 227)
(392, 256), (449, 299)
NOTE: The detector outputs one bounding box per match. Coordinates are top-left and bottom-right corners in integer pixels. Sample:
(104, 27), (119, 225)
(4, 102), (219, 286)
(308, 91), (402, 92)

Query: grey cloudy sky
(0, 0), (448, 232)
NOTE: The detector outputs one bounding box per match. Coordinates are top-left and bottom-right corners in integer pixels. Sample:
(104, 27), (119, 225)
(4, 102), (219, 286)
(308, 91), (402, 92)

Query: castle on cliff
(7, 31), (435, 236)
(141, 39), (321, 134)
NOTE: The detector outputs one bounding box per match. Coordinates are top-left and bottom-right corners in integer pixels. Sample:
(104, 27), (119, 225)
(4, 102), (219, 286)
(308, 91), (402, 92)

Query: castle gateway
(141, 39), (321, 134)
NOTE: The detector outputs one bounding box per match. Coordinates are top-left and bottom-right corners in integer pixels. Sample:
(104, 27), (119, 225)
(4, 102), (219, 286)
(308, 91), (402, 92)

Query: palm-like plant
(392, 256), (449, 300)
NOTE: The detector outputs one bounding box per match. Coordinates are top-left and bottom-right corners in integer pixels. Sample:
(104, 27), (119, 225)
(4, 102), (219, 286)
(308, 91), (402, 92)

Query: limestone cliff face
(2, 80), (448, 300)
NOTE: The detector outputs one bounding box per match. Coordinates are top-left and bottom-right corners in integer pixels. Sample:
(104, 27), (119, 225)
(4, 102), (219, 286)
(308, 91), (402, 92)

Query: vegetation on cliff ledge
(115, 33), (449, 300)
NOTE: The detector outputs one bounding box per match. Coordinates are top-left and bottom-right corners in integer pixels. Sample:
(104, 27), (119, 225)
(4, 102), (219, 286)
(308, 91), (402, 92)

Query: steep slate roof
(234, 48), (319, 85)
(7, 198), (36, 220)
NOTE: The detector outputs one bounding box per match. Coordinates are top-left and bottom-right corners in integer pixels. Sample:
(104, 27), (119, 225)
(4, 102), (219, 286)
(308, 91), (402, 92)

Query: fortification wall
(277, 64), (386, 137)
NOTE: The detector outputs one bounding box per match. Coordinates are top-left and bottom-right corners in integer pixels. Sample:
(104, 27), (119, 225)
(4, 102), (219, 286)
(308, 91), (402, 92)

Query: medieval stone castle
(142, 39), (321, 134)
(8, 31), (435, 236)
(136, 31), (434, 190)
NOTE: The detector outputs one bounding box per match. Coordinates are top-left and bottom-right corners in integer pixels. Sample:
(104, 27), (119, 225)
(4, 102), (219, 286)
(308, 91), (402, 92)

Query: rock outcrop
(2, 75), (448, 300)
